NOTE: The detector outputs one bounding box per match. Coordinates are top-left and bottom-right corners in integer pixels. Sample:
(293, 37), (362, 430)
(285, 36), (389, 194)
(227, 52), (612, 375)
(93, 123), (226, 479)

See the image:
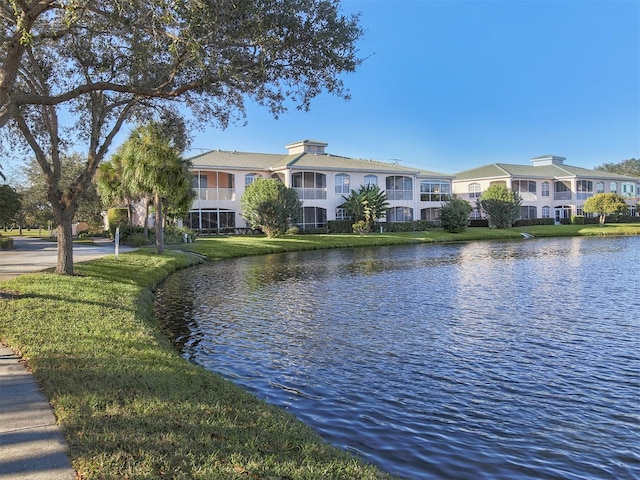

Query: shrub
(469, 219), (489, 228)
(285, 226), (300, 235)
(513, 218), (555, 227)
(162, 226), (196, 245)
(0, 236), (13, 250)
(327, 220), (353, 233)
(125, 232), (151, 247)
(571, 215), (585, 225)
(352, 220), (369, 235)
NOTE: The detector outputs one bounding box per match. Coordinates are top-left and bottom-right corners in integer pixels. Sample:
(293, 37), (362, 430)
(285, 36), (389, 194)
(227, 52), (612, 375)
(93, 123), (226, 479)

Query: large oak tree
(0, 0), (362, 274)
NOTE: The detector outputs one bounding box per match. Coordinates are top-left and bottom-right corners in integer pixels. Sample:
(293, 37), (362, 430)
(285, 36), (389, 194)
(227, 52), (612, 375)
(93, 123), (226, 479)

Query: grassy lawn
(1, 223), (639, 478)
(1, 228), (53, 238)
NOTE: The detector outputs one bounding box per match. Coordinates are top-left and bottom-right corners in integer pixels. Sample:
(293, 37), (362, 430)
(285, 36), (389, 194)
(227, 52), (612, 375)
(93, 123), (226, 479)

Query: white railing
(518, 192), (537, 202)
(554, 192), (572, 201)
(294, 188), (327, 200)
(194, 188), (235, 201)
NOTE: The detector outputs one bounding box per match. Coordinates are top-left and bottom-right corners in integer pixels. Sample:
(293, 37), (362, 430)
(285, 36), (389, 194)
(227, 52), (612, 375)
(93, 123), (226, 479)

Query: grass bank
(182, 223), (640, 259)
(1, 223), (638, 478)
(0, 251), (395, 479)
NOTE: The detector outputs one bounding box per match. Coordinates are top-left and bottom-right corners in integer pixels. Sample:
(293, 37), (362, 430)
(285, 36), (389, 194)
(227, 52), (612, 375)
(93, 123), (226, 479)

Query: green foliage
(583, 193), (629, 225)
(594, 158), (640, 177)
(341, 184), (389, 228)
(0, 184), (21, 227)
(115, 121), (193, 253)
(2, 1), (362, 274)
(377, 220), (435, 232)
(106, 208), (129, 237)
(240, 178), (302, 238)
(571, 215), (585, 225)
(328, 220), (354, 233)
(439, 195), (473, 233)
(0, 236), (13, 249)
(479, 184), (522, 228)
(161, 225), (195, 245)
(352, 220), (370, 235)
(513, 218), (555, 227)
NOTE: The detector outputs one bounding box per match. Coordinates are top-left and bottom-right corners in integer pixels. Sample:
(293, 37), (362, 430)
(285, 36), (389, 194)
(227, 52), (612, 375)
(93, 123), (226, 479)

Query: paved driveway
(0, 237), (132, 282)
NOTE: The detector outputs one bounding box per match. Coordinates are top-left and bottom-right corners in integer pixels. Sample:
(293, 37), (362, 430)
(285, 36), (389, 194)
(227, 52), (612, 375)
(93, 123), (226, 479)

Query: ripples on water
(155, 236), (640, 479)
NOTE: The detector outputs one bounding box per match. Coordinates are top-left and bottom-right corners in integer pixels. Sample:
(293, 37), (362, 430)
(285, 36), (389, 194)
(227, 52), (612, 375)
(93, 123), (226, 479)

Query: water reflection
(155, 236), (640, 479)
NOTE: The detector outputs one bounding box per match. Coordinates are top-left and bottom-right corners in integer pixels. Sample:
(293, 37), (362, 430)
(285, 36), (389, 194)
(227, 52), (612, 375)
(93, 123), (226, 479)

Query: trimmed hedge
(469, 219), (489, 228)
(513, 218), (555, 227)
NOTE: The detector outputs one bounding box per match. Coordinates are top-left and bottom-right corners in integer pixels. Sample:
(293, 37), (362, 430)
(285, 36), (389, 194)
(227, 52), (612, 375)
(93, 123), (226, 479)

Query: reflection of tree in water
(155, 271), (203, 355)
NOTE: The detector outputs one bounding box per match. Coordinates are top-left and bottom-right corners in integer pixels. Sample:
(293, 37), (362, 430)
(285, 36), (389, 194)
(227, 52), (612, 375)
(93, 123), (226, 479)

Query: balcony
(193, 188), (235, 201)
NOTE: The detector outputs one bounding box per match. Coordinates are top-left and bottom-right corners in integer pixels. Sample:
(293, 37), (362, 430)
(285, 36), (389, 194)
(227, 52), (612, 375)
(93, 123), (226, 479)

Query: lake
(155, 236), (640, 479)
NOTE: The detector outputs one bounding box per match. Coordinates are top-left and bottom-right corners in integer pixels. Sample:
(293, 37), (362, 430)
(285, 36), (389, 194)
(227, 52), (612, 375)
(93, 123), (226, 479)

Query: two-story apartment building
(187, 140), (454, 232)
(452, 155), (639, 222)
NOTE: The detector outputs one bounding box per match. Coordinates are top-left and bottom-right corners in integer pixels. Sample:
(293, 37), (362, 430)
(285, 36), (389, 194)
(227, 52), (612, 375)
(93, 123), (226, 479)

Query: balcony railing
(518, 192), (537, 202)
(554, 192), (572, 201)
(387, 190), (413, 201)
(294, 188), (327, 200)
(576, 192), (594, 201)
(193, 188), (235, 201)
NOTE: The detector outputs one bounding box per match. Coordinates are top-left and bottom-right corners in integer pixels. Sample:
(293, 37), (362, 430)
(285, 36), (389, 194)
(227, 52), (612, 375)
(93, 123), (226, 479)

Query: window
(554, 181), (571, 200)
(335, 173), (350, 194)
(576, 180), (593, 201)
(192, 174), (207, 188)
(610, 182), (617, 193)
(299, 207), (327, 229)
(469, 183), (481, 199)
(387, 206), (413, 222)
(520, 206), (537, 219)
(245, 173), (260, 187)
(621, 182), (636, 198)
(597, 181), (605, 194)
(292, 172), (326, 199)
(187, 209), (235, 231)
(364, 175), (378, 186)
(542, 206), (551, 218)
(420, 180), (451, 202)
(541, 181), (550, 197)
(420, 208), (440, 222)
(335, 208), (350, 220)
(386, 176), (413, 200)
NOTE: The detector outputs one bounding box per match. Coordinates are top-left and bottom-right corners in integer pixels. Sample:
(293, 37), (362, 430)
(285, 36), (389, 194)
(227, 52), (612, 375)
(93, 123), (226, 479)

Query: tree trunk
(143, 195), (151, 239)
(56, 219), (75, 275)
(154, 193), (164, 254)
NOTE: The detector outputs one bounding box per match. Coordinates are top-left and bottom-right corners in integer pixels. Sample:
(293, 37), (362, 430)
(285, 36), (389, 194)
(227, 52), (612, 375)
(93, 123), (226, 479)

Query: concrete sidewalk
(0, 346), (75, 480)
(0, 237), (135, 478)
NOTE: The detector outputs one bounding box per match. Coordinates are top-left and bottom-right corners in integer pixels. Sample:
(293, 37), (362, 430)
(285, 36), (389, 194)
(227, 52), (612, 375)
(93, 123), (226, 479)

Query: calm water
(155, 236), (640, 479)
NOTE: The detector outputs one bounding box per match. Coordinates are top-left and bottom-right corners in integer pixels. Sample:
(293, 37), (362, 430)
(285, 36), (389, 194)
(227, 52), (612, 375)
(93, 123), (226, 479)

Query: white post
(115, 227), (120, 261)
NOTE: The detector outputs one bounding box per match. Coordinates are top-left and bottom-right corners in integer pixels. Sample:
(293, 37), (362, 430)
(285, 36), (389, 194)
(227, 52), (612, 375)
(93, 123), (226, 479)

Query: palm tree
(95, 153), (135, 224)
(341, 184), (389, 231)
(119, 122), (191, 254)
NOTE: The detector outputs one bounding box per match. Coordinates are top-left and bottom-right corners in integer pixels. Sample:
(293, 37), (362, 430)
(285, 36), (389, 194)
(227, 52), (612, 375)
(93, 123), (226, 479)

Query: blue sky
(185, 0), (639, 173)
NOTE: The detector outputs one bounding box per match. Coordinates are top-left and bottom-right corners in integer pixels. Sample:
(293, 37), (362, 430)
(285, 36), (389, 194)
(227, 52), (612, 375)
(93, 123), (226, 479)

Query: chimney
(285, 140), (328, 155)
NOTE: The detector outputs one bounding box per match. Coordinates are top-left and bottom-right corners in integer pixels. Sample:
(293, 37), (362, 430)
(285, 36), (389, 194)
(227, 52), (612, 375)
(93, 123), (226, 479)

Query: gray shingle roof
(188, 149), (452, 178)
(454, 163), (640, 181)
